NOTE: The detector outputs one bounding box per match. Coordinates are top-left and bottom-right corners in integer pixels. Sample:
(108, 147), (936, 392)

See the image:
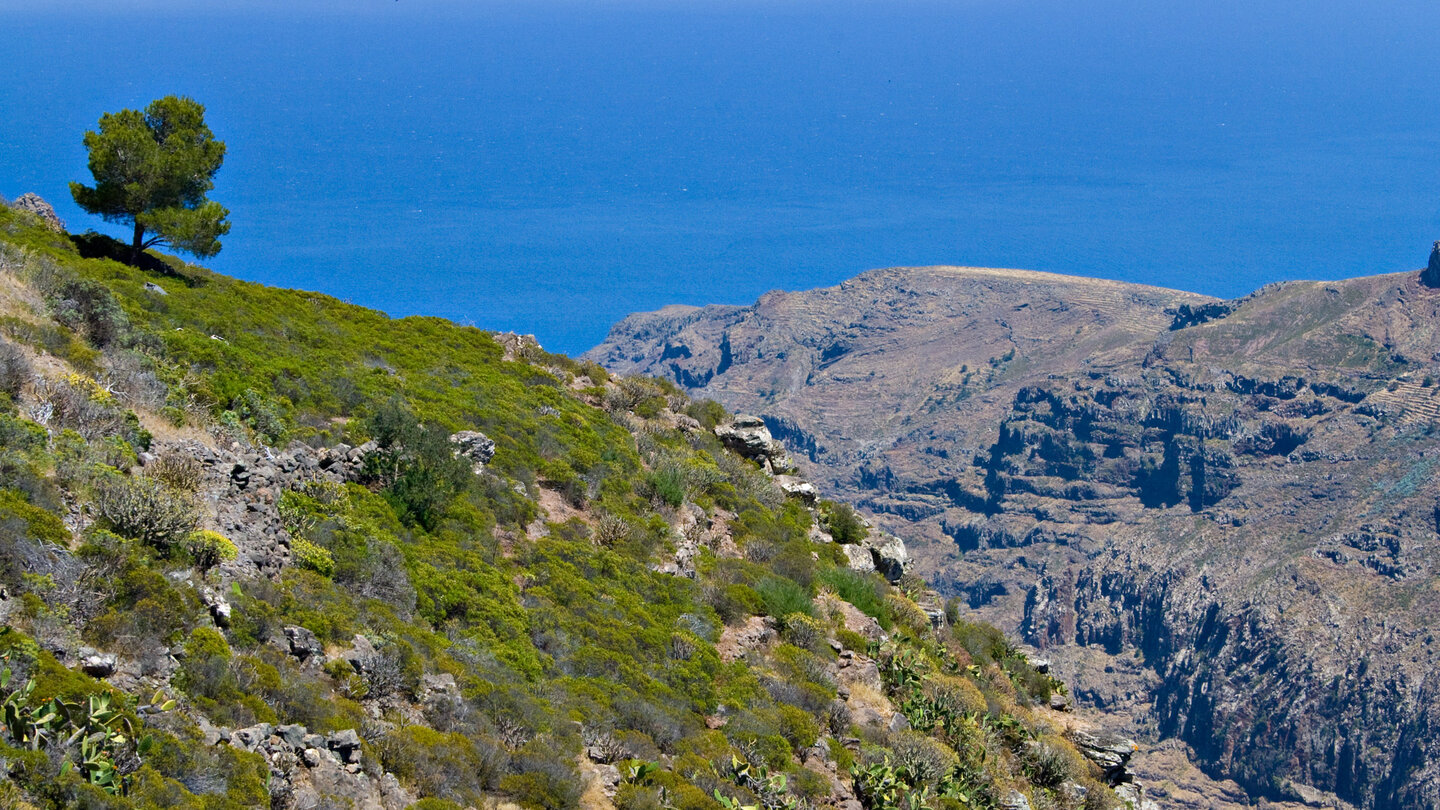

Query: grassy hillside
(0, 202), (1124, 810)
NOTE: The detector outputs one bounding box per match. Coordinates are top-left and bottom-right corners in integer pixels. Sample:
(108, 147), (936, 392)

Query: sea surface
(2, 0), (1438, 355)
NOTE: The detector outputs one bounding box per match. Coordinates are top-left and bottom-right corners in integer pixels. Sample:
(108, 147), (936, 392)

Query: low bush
(289, 537), (335, 577)
(818, 567), (891, 628)
(147, 454), (203, 494)
(755, 576), (813, 621)
(46, 277), (129, 347)
(820, 500), (867, 544)
(501, 743), (586, 810)
(91, 474), (199, 552)
(378, 725), (507, 804)
(0, 337), (32, 397)
(186, 529), (237, 573)
(642, 463), (685, 508)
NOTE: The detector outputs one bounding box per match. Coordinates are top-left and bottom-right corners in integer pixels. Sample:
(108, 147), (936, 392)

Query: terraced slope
(589, 263), (1440, 809)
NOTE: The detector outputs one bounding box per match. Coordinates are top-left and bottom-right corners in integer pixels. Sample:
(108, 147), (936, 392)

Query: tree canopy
(70, 95), (230, 260)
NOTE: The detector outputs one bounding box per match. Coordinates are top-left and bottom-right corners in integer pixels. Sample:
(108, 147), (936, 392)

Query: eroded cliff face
(588, 264), (1440, 808)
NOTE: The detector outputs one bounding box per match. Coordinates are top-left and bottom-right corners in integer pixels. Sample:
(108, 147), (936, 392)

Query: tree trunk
(131, 220), (145, 264)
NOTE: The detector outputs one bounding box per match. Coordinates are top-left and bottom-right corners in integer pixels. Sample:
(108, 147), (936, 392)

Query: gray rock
(421, 672), (457, 695)
(143, 282), (168, 296)
(80, 652), (117, 678)
(773, 475), (818, 504)
(864, 534), (911, 583)
(232, 723), (274, 749)
(1425, 241), (1440, 288)
(715, 416), (789, 469)
(11, 193), (64, 232)
(842, 543), (876, 573)
(277, 724), (309, 749)
(201, 587), (232, 628)
(301, 747), (323, 768)
(284, 625), (324, 663)
(342, 634), (377, 673)
(450, 430), (496, 472)
(327, 728), (363, 764)
(887, 712), (911, 733)
(1113, 782), (1160, 810)
(915, 589), (947, 629)
(1000, 790), (1032, 810)
(1070, 729), (1138, 783)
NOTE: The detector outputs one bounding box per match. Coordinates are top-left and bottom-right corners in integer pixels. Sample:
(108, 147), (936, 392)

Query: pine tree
(70, 96), (230, 261)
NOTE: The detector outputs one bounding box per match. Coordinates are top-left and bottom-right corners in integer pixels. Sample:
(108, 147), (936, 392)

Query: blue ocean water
(2, 0), (1438, 355)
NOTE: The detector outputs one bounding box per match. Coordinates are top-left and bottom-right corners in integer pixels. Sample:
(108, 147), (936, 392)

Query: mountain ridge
(589, 258), (1440, 808)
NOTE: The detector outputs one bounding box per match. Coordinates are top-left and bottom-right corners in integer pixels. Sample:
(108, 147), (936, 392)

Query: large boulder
(715, 415), (793, 473)
(1424, 241), (1440, 288)
(863, 534), (912, 583)
(79, 650), (117, 678)
(327, 728), (363, 764)
(284, 625), (325, 663)
(773, 474), (818, 504)
(842, 543), (876, 574)
(11, 193), (64, 232)
(1070, 729), (1139, 784)
(716, 415), (781, 457)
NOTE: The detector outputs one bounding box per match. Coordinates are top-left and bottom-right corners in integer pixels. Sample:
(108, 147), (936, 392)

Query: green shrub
(774, 704), (819, 752)
(46, 277), (129, 347)
(820, 500), (867, 545)
(780, 613), (826, 652)
(643, 464), (685, 508)
(755, 576), (813, 620)
(231, 388), (287, 444)
(884, 593), (932, 637)
(187, 529), (237, 573)
(501, 745), (586, 810)
(683, 399), (727, 430)
(362, 397), (474, 530)
(290, 537), (334, 577)
(90, 474), (199, 552)
(707, 584), (762, 626)
(410, 800), (467, 810)
(818, 567), (890, 627)
(378, 725), (506, 804)
(146, 454), (202, 494)
(0, 489), (71, 547)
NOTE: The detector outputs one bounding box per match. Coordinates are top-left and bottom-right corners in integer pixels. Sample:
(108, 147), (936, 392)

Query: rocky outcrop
(832, 529), (912, 584)
(449, 430), (496, 472)
(715, 415), (795, 474)
(79, 649), (117, 678)
(220, 721), (412, 809)
(1424, 241), (1440, 288)
(283, 625), (325, 664)
(841, 543), (875, 574)
(773, 474), (818, 504)
(864, 533), (911, 583)
(10, 193), (64, 232)
(147, 439), (377, 578)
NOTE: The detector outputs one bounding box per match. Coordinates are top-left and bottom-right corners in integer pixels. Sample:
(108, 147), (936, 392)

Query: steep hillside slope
(589, 262), (1440, 808)
(0, 199), (1148, 810)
